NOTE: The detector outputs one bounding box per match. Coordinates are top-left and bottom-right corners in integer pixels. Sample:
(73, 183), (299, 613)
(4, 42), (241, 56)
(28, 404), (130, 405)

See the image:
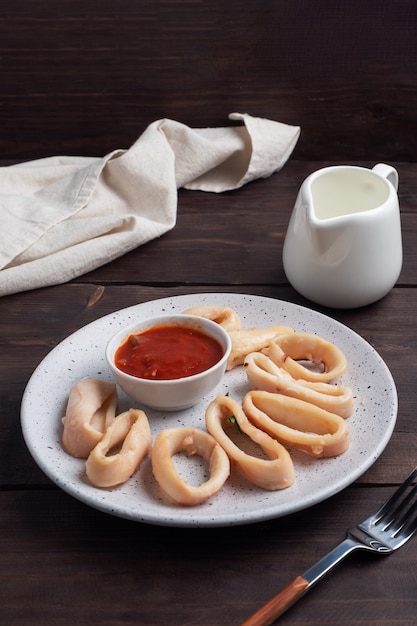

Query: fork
(240, 466), (417, 626)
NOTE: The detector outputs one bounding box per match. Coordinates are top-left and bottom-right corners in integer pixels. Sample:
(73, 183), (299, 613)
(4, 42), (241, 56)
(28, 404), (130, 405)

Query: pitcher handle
(372, 163), (399, 191)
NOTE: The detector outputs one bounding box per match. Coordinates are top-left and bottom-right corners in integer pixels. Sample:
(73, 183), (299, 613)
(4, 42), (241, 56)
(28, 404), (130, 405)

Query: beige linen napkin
(0, 112), (300, 297)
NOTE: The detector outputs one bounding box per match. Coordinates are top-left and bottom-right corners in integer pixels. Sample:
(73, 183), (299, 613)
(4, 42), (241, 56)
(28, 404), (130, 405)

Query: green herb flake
(228, 415), (242, 433)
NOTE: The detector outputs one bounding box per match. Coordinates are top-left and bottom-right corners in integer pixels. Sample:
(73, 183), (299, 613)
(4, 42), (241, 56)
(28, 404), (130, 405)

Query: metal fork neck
(303, 537), (360, 587)
(350, 525), (392, 553)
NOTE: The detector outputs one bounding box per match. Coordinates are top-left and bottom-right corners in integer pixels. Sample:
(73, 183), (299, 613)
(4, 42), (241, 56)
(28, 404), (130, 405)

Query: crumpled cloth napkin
(0, 112), (300, 297)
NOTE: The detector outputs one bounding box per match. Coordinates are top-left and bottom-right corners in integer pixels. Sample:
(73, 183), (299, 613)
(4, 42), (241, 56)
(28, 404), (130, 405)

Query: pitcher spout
(288, 185), (353, 264)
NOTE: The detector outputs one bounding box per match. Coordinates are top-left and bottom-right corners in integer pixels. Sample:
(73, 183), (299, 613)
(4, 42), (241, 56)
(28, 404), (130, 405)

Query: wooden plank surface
(1, 164), (416, 626)
(0, 1), (416, 160)
(1, 2), (417, 624)
(2, 486), (417, 625)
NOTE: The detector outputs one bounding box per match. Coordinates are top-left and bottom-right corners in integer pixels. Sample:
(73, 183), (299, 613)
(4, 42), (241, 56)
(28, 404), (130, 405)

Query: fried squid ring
(62, 378), (118, 458)
(85, 409), (152, 488)
(205, 394), (294, 490)
(243, 390), (350, 458)
(182, 305), (242, 331)
(267, 332), (347, 382)
(244, 352), (354, 418)
(151, 427), (230, 506)
(227, 325), (293, 370)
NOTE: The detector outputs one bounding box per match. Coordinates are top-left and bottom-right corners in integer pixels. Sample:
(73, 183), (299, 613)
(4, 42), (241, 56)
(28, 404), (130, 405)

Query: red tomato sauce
(114, 324), (224, 380)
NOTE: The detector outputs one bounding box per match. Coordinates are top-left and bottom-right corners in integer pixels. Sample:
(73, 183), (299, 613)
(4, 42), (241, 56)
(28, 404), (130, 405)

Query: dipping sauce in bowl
(106, 314), (231, 411)
(114, 324), (224, 380)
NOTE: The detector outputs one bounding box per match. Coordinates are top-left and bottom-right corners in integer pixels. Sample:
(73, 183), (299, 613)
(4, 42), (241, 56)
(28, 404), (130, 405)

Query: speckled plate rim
(20, 293), (397, 528)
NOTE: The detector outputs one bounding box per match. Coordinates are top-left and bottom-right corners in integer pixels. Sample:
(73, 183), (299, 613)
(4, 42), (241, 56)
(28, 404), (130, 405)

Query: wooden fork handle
(240, 576), (309, 626)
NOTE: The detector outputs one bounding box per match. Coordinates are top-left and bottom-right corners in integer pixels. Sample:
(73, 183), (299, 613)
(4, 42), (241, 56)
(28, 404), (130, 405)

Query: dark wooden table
(1, 158), (417, 625)
(2, 0), (417, 623)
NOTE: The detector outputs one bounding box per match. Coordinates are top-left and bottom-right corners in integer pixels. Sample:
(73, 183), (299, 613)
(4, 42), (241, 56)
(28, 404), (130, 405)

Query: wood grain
(0, 1), (416, 160)
(2, 487), (417, 625)
(1, 2), (417, 624)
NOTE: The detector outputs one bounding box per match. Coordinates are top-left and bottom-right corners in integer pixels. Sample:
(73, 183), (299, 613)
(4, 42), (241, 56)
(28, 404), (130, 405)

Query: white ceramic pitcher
(282, 164), (402, 308)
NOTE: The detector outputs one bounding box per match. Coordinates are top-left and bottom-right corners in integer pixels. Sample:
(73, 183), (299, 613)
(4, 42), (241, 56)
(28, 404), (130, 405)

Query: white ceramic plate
(21, 293), (397, 527)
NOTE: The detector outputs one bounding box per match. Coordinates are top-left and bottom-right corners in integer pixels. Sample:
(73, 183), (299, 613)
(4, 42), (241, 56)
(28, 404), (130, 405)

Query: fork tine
(389, 484), (417, 537)
(383, 480), (417, 527)
(373, 466), (417, 526)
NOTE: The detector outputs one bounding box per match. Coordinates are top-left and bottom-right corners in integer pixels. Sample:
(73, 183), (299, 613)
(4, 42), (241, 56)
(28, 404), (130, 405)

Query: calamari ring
(227, 325), (293, 370)
(244, 352), (354, 418)
(182, 305), (242, 331)
(151, 427), (230, 506)
(243, 390), (350, 458)
(85, 409), (152, 488)
(62, 378), (118, 458)
(267, 332), (347, 382)
(205, 394), (294, 490)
